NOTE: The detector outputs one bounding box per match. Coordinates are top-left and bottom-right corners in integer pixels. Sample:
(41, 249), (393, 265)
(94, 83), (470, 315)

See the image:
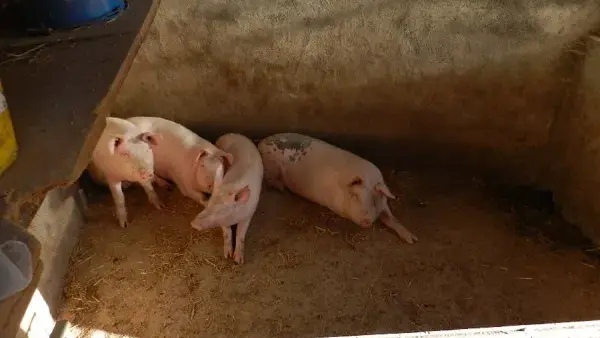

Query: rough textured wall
(114, 0), (599, 180)
(551, 37), (600, 243)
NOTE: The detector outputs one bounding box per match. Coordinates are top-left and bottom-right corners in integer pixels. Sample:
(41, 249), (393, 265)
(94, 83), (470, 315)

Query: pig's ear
(194, 150), (209, 163)
(348, 176), (364, 187)
(375, 182), (395, 199)
(108, 137), (124, 155)
(139, 132), (160, 146)
(233, 185), (251, 204)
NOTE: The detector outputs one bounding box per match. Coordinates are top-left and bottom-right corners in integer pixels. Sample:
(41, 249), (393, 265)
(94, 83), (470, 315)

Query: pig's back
(216, 133), (263, 182)
(259, 133), (371, 171)
(128, 116), (204, 147)
(128, 116), (216, 177)
(259, 133), (376, 201)
(216, 134), (263, 210)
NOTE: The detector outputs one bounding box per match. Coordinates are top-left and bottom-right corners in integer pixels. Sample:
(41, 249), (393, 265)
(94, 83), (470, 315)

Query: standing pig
(89, 117), (163, 228)
(190, 133), (263, 264)
(258, 133), (417, 244)
(127, 117), (233, 206)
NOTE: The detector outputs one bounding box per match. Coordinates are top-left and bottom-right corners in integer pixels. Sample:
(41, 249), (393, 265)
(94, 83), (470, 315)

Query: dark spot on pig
(264, 134), (312, 162)
(265, 133), (312, 152)
(349, 177), (363, 187)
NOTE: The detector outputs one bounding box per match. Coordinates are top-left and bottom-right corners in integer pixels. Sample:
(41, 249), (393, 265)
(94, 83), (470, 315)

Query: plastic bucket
(0, 80), (18, 178)
(21, 0), (127, 30)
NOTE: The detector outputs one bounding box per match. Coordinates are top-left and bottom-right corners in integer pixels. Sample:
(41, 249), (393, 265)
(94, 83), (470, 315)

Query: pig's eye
(114, 137), (123, 148)
(199, 151), (208, 158)
(349, 177), (363, 187)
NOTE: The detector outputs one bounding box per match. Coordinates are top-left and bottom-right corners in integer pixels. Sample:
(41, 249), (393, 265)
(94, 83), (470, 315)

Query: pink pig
(258, 133), (417, 244)
(127, 117), (233, 206)
(88, 117), (162, 228)
(190, 133), (263, 264)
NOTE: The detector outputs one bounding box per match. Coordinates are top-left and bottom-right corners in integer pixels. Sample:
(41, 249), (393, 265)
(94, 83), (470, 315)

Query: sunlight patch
(328, 320), (600, 338)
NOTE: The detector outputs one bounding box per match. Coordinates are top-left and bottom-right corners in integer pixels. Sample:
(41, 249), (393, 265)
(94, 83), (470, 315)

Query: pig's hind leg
(380, 203), (418, 244)
(153, 175), (173, 190)
(108, 181), (128, 228)
(263, 159), (285, 192)
(221, 226), (234, 259)
(139, 180), (165, 210)
(233, 217), (252, 264)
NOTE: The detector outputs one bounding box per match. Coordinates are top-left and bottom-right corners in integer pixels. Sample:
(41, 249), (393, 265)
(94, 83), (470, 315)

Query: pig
(89, 117), (163, 228)
(127, 117), (233, 206)
(190, 133), (263, 264)
(257, 133), (417, 244)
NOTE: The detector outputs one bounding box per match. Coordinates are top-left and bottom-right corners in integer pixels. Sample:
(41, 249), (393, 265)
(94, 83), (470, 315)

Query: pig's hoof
(233, 251), (244, 264)
(151, 199), (165, 210)
(119, 220), (129, 228)
(224, 246), (233, 259)
(400, 232), (418, 244)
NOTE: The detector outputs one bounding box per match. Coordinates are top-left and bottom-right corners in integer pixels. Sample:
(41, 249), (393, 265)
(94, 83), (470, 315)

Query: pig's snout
(191, 215), (214, 231)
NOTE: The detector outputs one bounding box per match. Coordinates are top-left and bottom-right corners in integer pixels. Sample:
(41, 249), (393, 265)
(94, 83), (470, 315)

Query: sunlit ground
(63, 326), (139, 338)
(332, 320), (600, 338)
(17, 288), (600, 338)
(15, 274), (600, 337)
(17, 288), (137, 338)
(60, 320), (600, 338)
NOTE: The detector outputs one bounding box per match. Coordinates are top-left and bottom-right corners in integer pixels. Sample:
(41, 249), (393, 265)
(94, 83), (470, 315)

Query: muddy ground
(60, 170), (600, 337)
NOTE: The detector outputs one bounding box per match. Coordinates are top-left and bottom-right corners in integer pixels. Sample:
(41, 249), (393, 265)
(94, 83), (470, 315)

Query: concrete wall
(113, 0), (600, 182)
(17, 185), (86, 338)
(550, 36), (600, 243)
(112, 0), (600, 236)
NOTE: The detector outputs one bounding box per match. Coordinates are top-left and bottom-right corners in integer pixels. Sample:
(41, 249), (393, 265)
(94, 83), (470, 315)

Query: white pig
(257, 133), (417, 244)
(89, 117), (163, 228)
(190, 133), (263, 264)
(127, 117), (233, 206)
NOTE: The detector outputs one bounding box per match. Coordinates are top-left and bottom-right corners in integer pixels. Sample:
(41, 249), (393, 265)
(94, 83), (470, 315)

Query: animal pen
(1, 0), (600, 337)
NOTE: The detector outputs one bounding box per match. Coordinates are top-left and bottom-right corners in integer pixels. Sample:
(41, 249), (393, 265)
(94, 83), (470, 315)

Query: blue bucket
(21, 0), (127, 30)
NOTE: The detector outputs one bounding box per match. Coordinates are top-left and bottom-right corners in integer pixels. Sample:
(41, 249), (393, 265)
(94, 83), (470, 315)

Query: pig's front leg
(139, 180), (165, 210)
(108, 181), (128, 228)
(153, 175), (172, 190)
(221, 225), (233, 259)
(379, 203), (418, 244)
(233, 217), (252, 264)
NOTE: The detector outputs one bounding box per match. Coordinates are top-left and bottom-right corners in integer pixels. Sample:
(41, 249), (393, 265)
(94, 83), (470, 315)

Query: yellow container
(0, 80), (18, 177)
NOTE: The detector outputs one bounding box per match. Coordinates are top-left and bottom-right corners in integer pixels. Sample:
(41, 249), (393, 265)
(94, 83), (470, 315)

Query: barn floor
(60, 170), (600, 338)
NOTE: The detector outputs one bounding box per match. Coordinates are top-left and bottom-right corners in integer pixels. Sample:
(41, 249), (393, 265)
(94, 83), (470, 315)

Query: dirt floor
(60, 170), (600, 338)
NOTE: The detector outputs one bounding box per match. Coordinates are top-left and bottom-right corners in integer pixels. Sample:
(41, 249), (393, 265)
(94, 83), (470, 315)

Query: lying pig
(258, 133), (417, 244)
(190, 133), (263, 264)
(89, 117), (163, 228)
(127, 117), (233, 206)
